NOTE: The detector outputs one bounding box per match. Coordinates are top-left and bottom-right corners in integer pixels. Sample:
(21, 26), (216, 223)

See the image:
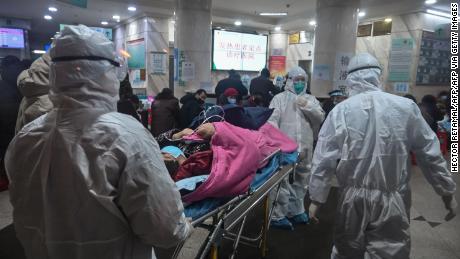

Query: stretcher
(172, 149), (297, 259)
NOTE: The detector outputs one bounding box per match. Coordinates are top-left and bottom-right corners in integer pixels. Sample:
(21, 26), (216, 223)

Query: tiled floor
(1, 164), (459, 259)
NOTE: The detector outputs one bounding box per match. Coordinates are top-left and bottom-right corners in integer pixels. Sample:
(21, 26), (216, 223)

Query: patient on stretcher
(158, 122), (298, 205)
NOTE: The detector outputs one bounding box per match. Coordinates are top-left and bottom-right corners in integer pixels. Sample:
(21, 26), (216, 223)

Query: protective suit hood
(285, 66), (308, 95)
(49, 25), (119, 111)
(17, 52), (51, 97)
(345, 53), (383, 96)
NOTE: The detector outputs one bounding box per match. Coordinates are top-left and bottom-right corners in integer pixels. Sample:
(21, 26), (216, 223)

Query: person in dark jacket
(420, 94), (444, 132)
(151, 88), (180, 137)
(179, 89), (207, 129)
(322, 89), (347, 118)
(0, 55), (25, 191)
(215, 69), (248, 99)
(117, 74), (140, 121)
(249, 68), (280, 107)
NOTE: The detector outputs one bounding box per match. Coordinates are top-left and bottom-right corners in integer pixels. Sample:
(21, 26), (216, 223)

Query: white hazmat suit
(268, 67), (325, 223)
(308, 53), (456, 259)
(5, 25), (191, 259)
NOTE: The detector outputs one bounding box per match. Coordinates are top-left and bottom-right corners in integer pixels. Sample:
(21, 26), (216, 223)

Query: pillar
(175, 0), (212, 98)
(268, 31), (288, 78)
(311, 0), (359, 97)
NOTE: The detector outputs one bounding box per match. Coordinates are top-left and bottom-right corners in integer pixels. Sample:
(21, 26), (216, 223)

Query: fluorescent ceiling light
(309, 20), (316, 26)
(44, 15), (52, 20)
(358, 11), (366, 17)
(113, 15), (120, 20)
(48, 6), (58, 12)
(33, 50), (46, 54)
(427, 9), (451, 18)
(234, 20), (242, 26)
(425, 0), (437, 5)
(101, 21), (108, 25)
(128, 6), (136, 11)
(274, 26), (281, 31)
(259, 12), (287, 16)
(384, 18), (392, 22)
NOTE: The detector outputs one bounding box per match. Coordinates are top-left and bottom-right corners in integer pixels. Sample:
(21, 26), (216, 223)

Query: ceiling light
(170, 20), (175, 24)
(101, 21), (108, 25)
(234, 20), (242, 26)
(113, 15), (120, 20)
(384, 18), (392, 22)
(33, 50), (46, 54)
(259, 12), (288, 16)
(358, 11), (366, 17)
(274, 26), (281, 31)
(44, 15), (52, 20)
(427, 9), (451, 18)
(48, 6), (58, 12)
(309, 20), (316, 26)
(425, 0), (437, 4)
(128, 6), (136, 11)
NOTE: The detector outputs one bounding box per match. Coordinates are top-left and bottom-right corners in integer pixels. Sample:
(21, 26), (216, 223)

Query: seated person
(217, 87), (241, 106)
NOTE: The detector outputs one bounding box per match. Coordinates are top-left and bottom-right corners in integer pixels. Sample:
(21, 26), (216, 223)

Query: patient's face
(162, 153), (176, 161)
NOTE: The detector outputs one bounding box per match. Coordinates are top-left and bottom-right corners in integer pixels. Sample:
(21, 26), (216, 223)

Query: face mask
(228, 98), (237, 104)
(161, 146), (184, 159)
(293, 81), (305, 94)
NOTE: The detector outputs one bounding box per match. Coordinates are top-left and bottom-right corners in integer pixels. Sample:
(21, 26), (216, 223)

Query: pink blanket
(182, 122), (297, 204)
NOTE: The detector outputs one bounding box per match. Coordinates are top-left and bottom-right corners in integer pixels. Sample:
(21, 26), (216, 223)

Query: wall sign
(388, 38), (414, 82)
(416, 31), (451, 85)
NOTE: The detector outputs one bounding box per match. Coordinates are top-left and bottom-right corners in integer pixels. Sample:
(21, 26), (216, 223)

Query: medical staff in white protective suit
(268, 66), (325, 230)
(5, 25), (192, 259)
(308, 53), (457, 259)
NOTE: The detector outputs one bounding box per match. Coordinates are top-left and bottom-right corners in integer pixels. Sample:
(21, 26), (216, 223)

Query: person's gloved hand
(442, 195), (458, 215)
(295, 96), (308, 108)
(308, 201), (321, 224)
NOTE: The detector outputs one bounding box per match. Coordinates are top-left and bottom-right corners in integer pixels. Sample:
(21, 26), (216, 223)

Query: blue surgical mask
(228, 98), (237, 104)
(293, 81), (305, 94)
(161, 146), (184, 158)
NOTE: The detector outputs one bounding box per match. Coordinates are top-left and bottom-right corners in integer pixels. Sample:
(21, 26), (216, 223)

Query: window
(357, 24), (372, 37)
(373, 20), (392, 36)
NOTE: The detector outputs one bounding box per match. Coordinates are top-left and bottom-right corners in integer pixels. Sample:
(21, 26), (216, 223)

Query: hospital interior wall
(114, 16), (170, 96)
(356, 12), (450, 102)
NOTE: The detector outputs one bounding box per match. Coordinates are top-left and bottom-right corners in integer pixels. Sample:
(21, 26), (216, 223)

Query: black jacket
(215, 78), (248, 98)
(249, 76), (280, 107)
(179, 94), (205, 129)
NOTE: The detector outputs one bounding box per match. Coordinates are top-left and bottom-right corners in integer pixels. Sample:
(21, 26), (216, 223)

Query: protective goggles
(52, 55), (128, 80)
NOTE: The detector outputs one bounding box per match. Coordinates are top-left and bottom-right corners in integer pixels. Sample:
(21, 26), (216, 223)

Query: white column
(175, 0), (212, 97)
(311, 0), (359, 97)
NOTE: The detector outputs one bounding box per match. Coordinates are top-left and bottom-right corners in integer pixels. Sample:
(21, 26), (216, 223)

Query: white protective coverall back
(268, 67), (325, 220)
(309, 54), (456, 259)
(5, 25), (191, 259)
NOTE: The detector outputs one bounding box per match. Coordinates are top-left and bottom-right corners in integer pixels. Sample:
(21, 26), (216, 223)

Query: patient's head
(161, 146), (186, 176)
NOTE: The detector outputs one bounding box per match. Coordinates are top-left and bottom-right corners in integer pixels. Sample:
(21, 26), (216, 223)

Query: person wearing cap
(249, 68), (280, 107)
(322, 89), (347, 118)
(217, 87), (240, 106)
(215, 69), (248, 100)
(267, 66), (325, 230)
(308, 53), (456, 258)
(5, 25), (192, 259)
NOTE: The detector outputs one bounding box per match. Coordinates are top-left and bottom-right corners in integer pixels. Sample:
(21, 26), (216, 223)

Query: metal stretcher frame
(172, 149), (297, 259)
